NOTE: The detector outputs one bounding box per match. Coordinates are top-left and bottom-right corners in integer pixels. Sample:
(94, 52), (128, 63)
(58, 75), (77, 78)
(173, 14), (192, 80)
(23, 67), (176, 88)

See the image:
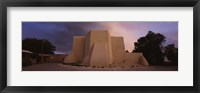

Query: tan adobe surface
(64, 30), (149, 67)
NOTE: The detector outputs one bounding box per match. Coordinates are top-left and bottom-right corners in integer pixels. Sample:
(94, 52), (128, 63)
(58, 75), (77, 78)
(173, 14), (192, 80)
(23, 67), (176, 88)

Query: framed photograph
(0, 0), (199, 93)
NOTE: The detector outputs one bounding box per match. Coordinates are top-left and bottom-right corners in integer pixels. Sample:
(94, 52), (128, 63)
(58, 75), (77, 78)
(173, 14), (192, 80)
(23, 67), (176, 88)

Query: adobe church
(64, 30), (149, 67)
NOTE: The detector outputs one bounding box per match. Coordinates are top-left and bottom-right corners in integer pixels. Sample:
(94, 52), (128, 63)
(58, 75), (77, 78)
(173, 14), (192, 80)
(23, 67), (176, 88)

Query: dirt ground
(22, 63), (178, 71)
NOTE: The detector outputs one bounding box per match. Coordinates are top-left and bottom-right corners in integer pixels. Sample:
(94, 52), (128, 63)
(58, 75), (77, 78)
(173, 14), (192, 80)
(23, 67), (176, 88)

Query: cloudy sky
(22, 22), (178, 54)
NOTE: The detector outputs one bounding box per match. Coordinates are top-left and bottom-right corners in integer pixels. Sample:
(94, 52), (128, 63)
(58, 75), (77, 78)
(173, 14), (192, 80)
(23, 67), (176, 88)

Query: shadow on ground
(22, 63), (178, 71)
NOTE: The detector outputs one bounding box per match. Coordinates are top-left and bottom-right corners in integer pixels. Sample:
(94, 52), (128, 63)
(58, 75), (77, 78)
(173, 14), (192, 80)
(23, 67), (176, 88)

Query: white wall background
(7, 7), (193, 86)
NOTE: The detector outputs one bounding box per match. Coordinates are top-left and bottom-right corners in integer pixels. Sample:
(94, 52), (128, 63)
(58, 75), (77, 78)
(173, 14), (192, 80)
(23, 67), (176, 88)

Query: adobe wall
(72, 36), (85, 61)
(84, 30), (113, 66)
(63, 36), (85, 63)
(124, 53), (143, 66)
(111, 37), (125, 66)
(81, 32), (91, 66)
(63, 30), (149, 67)
(90, 43), (109, 66)
(84, 31), (91, 57)
(124, 53), (149, 66)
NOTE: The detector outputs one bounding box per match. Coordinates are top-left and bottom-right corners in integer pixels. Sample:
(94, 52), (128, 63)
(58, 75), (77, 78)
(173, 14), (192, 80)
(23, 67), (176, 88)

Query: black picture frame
(0, 0), (199, 93)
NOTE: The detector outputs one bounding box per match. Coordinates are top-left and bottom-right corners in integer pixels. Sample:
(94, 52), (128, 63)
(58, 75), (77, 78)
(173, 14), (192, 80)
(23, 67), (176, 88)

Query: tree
(133, 31), (166, 65)
(22, 38), (56, 54)
(165, 44), (178, 65)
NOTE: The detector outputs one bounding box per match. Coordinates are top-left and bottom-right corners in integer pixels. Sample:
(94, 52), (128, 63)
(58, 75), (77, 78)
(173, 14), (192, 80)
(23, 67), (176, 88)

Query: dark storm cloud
(22, 22), (105, 54)
(22, 22), (178, 54)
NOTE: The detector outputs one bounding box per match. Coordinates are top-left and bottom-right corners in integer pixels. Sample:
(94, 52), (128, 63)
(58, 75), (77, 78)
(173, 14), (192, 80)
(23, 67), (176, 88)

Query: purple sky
(22, 22), (178, 54)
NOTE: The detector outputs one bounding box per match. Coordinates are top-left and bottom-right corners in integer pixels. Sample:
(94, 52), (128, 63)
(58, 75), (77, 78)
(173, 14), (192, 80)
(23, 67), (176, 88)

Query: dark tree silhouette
(133, 31), (166, 65)
(165, 44), (178, 65)
(22, 38), (56, 54)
